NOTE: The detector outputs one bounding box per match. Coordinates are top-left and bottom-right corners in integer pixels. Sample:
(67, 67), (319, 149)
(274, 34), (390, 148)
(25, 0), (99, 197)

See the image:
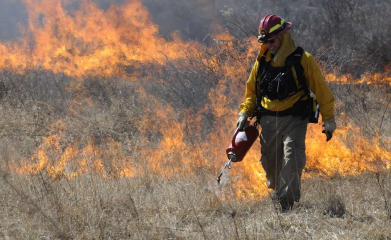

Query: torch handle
(232, 129), (239, 147)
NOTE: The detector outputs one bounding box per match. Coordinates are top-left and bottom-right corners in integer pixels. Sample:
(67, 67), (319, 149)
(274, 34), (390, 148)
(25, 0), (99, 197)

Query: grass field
(0, 170), (390, 239)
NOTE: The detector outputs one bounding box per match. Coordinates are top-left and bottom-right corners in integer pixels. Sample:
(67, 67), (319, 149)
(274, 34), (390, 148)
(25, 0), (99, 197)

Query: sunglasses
(258, 37), (275, 44)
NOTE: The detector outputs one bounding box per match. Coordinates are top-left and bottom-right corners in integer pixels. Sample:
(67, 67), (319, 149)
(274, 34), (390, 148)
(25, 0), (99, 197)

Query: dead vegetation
(0, 170), (390, 239)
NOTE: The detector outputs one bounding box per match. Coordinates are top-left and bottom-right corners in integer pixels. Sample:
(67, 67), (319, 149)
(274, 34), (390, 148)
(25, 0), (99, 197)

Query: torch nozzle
(224, 159), (232, 169)
(216, 159), (232, 185)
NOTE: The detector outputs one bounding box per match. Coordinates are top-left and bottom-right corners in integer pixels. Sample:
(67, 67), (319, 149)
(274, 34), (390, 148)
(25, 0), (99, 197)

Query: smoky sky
(0, 0), (27, 41)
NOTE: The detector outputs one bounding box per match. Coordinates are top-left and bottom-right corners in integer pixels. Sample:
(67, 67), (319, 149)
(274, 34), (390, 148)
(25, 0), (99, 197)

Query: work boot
(279, 198), (293, 213)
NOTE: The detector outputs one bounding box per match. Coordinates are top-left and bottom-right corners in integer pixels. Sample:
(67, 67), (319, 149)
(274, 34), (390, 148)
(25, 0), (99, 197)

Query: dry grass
(0, 170), (390, 239)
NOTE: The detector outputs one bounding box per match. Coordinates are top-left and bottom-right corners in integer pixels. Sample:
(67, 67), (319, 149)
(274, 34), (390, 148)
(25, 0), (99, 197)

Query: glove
(322, 117), (336, 142)
(236, 112), (249, 131)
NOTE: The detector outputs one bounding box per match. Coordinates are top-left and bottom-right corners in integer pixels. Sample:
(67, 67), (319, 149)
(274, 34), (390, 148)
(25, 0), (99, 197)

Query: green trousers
(259, 115), (308, 203)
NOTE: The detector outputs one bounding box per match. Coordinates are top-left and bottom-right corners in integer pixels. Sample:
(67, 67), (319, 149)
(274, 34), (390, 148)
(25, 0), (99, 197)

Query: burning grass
(0, 68), (390, 238)
(2, 69), (389, 195)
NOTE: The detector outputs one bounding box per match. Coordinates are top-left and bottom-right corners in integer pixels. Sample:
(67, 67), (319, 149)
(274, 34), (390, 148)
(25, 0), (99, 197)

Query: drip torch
(217, 121), (259, 184)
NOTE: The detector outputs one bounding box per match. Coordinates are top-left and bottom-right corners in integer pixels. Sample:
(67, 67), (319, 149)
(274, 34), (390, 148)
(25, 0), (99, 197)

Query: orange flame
(13, 120), (136, 179)
(0, 0), (197, 78)
(325, 62), (391, 86)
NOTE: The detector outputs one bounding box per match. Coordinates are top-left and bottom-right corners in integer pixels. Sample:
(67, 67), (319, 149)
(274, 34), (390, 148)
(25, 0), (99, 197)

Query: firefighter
(236, 14), (336, 211)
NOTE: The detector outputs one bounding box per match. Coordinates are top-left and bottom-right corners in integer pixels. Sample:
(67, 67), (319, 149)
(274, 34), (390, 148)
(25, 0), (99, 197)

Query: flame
(12, 120), (136, 179)
(0, 0), (196, 78)
(325, 62), (391, 86)
(2, 0), (390, 201)
(305, 122), (391, 177)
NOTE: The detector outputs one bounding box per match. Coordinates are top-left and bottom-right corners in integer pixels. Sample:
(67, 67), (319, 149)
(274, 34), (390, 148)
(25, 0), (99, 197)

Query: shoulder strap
(286, 47), (309, 96)
(254, 50), (268, 112)
(256, 50), (267, 80)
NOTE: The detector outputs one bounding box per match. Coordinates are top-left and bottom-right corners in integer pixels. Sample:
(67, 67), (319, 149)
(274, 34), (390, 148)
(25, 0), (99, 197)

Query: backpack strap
(287, 47), (320, 123)
(254, 50), (267, 115)
(285, 47), (310, 96)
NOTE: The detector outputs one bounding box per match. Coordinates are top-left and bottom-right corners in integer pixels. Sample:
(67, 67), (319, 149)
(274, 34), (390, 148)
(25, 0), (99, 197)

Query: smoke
(0, 0), (27, 41)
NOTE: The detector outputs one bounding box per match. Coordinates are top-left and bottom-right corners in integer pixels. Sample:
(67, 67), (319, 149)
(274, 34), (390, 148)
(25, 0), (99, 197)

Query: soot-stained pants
(259, 115), (308, 203)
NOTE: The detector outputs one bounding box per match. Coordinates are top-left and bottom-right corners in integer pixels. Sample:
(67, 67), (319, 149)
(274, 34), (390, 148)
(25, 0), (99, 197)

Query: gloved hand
(322, 117), (336, 141)
(236, 112), (249, 131)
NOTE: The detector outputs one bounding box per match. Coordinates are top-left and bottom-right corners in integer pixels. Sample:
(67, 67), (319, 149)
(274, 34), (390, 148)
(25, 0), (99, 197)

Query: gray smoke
(0, 0), (27, 41)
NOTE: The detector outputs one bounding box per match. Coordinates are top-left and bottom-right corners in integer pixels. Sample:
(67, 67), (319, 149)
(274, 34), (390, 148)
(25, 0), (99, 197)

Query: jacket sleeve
(301, 52), (335, 121)
(239, 60), (259, 115)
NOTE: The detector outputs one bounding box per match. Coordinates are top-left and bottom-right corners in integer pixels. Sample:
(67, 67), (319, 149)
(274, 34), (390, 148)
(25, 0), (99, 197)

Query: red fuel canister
(226, 125), (259, 162)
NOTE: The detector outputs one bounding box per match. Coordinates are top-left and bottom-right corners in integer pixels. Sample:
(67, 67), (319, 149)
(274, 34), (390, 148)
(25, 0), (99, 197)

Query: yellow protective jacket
(239, 31), (335, 121)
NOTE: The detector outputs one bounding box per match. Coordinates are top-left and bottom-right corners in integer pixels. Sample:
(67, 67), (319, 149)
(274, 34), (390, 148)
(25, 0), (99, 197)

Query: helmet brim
(267, 22), (292, 40)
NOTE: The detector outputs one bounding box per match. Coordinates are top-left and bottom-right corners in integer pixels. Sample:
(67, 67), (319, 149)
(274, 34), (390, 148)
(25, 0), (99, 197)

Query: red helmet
(258, 14), (291, 43)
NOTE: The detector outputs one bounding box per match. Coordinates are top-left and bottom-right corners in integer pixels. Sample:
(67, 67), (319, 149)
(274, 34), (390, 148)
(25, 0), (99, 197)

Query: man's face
(266, 38), (281, 55)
